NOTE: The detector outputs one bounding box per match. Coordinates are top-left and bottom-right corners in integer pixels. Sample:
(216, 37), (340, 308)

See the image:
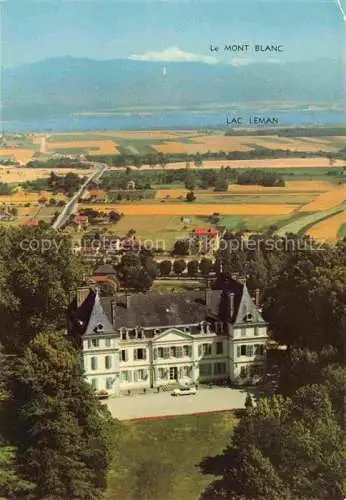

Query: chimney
(76, 286), (91, 307)
(229, 292), (235, 319)
(111, 299), (116, 325)
(255, 288), (260, 307)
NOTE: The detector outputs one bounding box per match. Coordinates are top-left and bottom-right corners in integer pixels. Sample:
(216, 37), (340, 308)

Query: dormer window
(120, 327), (127, 340)
(94, 323), (104, 333)
(245, 312), (253, 322)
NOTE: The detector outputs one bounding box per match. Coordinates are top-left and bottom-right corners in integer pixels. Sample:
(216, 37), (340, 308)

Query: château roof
(68, 276), (265, 338)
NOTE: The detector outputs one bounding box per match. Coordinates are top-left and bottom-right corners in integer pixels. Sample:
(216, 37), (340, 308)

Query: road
(105, 387), (247, 421)
(52, 162), (107, 230)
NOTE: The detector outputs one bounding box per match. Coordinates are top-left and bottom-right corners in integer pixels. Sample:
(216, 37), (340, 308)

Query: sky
(2, 0), (345, 67)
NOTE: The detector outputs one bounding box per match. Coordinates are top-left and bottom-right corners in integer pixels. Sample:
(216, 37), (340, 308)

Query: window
(216, 341), (223, 355)
(120, 349), (128, 362)
(181, 366), (192, 377)
(106, 377), (113, 389)
(254, 344), (265, 356)
(170, 346), (177, 358)
(238, 345), (253, 357)
(137, 369), (147, 381)
(157, 347), (164, 358)
(134, 348), (147, 360)
(163, 347), (170, 359)
(120, 328), (127, 340)
(250, 365), (263, 377)
(105, 338), (111, 347)
(214, 362), (226, 375)
(183, 345), (191, 357)
(91, 357), (98, 370)
(91, 378), (98, 390)
(240, 366), (248, 378)
(169, 367), (178, 380)
(105, 356), (112, 370)
(203, 344), (212, 356)
(200, 364), (212, 377)
(158, 368), (168, 380)
(121, 371), (131, 382)
(91, 338), (100, 347)
(176, 346), (183, 358)
(246, 345), (253, 357)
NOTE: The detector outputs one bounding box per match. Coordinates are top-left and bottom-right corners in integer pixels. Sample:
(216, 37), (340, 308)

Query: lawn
(106, 411), (237, 500)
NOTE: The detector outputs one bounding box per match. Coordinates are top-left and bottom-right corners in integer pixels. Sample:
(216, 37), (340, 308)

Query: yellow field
(48, 140), (119, 155)
(95, 130), (199, 140)
(0, 190), (68, 204)
(153, 134), (341, 155)
(80, 203), (298, 216)
(0, 149), (35, 165)
(227, 180), (335, 193)
(307, 210), (346, 242)
(128, 158), (344, 171)
(299, 185), (345, 212)
(0, 167), (91, 183)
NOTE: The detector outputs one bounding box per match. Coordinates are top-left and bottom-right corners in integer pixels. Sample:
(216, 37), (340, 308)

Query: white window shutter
(133, 371), (138, 382)
(237, 346), (241, 357)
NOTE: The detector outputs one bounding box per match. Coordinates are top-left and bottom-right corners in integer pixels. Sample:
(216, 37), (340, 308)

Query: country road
(52, 163), (107, 230)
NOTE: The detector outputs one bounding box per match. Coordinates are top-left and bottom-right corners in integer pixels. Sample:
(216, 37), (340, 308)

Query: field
(47, 140), (120, 155)
(0, 189), (68, 205)
(153, 133), (342, 154)
(307, 210), (346, 242)
(298, 185), (345, 212)
(0, 166), (91, 184)
(81, 203), (298, 216)
(106, 412), (237, 500)
(0, 148), (36, 165)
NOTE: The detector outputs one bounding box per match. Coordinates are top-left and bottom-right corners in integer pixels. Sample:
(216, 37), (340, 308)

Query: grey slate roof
(94, 264), (117, 276)
(68, 276), (265, 338)
(84, 291), (114, 335)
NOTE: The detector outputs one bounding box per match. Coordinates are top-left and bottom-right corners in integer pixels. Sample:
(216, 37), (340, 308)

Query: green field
(106, 412), (237, 500)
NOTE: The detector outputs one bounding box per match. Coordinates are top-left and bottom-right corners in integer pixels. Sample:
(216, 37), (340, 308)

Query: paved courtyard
(105, 387), (247, 420)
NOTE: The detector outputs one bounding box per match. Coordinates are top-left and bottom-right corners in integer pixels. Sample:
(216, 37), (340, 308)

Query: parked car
(171, 385), (197, 396)
(96, 390), (109, 400)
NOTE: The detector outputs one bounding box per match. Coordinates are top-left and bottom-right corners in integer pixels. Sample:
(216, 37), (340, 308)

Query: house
(189, 227), (220, 255)
(90, 264), (119, 294)
(23, 217), (39, 227)
(68, 276), (268, 396)
(85, 189), (107, 203)
(73, 213), (88, 231)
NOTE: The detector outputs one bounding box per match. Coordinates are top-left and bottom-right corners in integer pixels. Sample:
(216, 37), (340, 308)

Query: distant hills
(2, 56), (343, 121)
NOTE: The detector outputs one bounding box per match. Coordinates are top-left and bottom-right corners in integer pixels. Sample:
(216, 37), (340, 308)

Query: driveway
(105, 387), (247, 420)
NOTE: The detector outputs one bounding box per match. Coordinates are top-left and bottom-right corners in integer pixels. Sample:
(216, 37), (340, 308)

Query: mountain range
(2, 57), (343, 121)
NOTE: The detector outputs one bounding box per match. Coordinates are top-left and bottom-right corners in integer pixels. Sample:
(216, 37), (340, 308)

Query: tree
(159, 260), (172, 276)
(173, 260), (186, 276)
(184, 171), (196, 190)
(187, 260), (199, 277)
(199, 258), (213, 276)
(186, 190), (196, 202)
(245, 392), (254, 410)
(0, 226), (87, 351)
(173, 239), (189, 256)
(201, 386), (345, 500)
(0, 445), (34, 498)
(263, 242), (346, 351)
(1, 332), (112, 499)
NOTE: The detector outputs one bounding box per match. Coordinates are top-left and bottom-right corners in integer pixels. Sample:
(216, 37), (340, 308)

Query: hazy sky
(2, 0), (344, 67)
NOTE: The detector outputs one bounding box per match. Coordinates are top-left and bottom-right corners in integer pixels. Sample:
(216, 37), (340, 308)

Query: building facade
(68, 277), (268, 396)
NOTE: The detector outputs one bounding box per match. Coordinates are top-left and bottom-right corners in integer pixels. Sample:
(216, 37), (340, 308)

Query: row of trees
(159, 258), (214, 277)
(0, 226), (112, 498)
